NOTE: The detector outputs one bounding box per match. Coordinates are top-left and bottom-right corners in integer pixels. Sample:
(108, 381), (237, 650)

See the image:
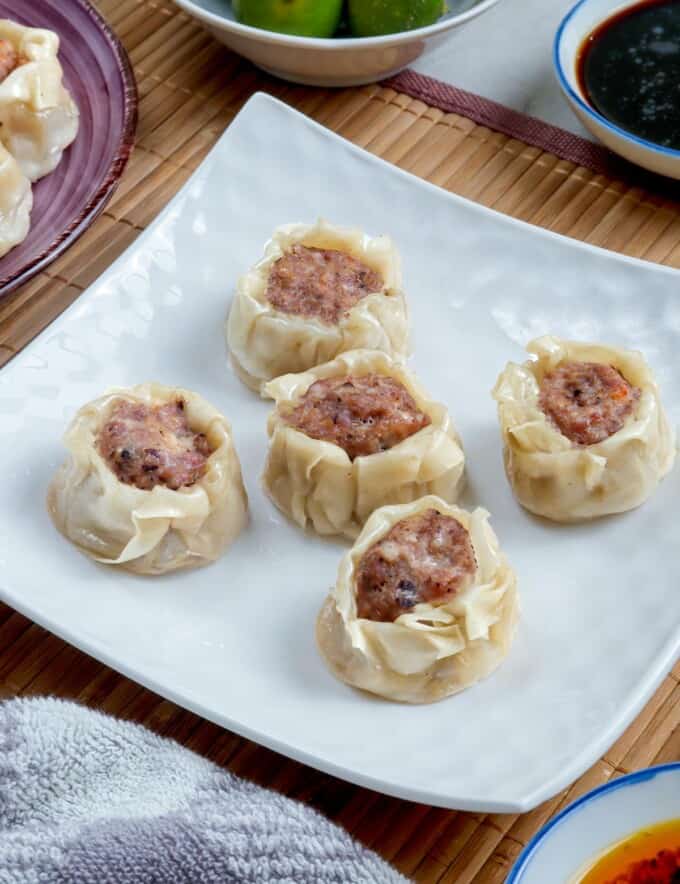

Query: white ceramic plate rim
(171, 0), (505, 48)
(2, 93), (679, 813)
(507, 762), (680, 882)
(553, 0), (680, 159)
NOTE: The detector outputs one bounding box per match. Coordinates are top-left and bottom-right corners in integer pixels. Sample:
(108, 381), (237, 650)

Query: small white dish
(554, 0), (680, 179)
(1, 93), (679, 813)
(170, 0), (504, 86)
(508, 763), (680, 883)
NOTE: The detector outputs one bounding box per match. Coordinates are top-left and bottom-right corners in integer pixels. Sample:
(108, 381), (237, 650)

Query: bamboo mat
(1, 1), (679, 881)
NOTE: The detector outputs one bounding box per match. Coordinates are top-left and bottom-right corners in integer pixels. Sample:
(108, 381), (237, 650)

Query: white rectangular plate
(1, 94), (678, 813)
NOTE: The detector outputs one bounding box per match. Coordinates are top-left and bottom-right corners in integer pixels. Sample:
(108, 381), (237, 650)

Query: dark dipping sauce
(578, 0), (680, 150)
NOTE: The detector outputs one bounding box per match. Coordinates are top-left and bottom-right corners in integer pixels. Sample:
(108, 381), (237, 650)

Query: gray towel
(0, 697), (409, 884)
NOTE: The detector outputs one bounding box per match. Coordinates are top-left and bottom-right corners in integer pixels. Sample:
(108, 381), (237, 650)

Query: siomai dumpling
(316, 496), (518, 703)
(492, 336), (676, 522)
(262, 349), (465, 539)
(226, 220), (409, 394)
(0, 21), (79, 181)
(48, 383), (248, 575)
(0, 141), (31, 257)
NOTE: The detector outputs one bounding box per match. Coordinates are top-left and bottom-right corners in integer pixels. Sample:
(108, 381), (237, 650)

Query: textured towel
(0, 697), (409, 884)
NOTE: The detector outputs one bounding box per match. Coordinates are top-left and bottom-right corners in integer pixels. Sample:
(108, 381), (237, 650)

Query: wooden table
(1, 1), (678, 880)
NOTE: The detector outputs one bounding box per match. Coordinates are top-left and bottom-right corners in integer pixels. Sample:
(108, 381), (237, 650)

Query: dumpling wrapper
(226, 220), (409, 394)
(0, 141), (31, 258)
(492, 335), (676, 522)
(317, 496), (518, 704)
(262, 349), (466, 540)
(47, 383), (249, 576)
(0, 20), (79, 181)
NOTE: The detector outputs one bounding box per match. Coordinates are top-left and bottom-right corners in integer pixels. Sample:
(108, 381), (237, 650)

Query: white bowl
(508, 763), (680, 883)
(170, 0), (504, 87)
(554, 0), (680, 179)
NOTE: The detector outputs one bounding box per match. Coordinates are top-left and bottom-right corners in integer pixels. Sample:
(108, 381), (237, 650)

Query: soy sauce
(578, 0), (680, 149)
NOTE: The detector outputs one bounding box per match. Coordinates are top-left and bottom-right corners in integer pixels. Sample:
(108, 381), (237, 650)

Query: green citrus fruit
(349, 0), (447, 37)
(233, 0), (344, 38)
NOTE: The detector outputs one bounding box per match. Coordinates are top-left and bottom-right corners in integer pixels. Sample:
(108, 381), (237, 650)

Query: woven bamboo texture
(0, 1), (678, 880)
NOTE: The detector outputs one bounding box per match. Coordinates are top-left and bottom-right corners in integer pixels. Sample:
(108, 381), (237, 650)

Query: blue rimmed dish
(508, 763), (680, 883)
(554, 0), (680, 179)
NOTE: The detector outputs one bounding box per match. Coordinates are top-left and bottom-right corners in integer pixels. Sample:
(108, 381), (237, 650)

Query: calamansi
(233, 0), (344, 38)
(348, 0), (447, 37)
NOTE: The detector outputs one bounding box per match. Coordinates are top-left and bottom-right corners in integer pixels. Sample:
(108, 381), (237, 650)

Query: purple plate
(0, 0), (137, 297)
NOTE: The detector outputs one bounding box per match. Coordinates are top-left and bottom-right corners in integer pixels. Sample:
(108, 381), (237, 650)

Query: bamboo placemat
(1, 1), (679, 881)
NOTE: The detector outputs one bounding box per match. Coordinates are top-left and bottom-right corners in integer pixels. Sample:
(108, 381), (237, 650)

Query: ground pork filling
(97, 399), (213, 491)
(538, 360), (641, 446)
(283, 374), (431, 460)
(265, 244), (384, 324)
(355, 509), (477, 623)
(0, 39), (22, 82)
